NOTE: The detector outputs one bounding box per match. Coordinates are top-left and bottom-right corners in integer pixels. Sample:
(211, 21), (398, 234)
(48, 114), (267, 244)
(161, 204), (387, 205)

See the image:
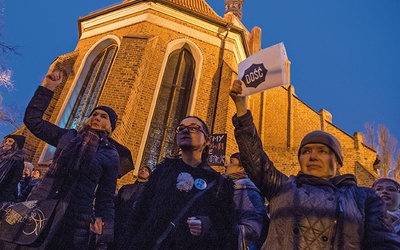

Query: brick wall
(21, 3), (379, 188)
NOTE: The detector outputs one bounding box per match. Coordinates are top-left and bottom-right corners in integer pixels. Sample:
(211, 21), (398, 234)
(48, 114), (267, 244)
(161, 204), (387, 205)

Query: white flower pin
(176, 172), (194, 192)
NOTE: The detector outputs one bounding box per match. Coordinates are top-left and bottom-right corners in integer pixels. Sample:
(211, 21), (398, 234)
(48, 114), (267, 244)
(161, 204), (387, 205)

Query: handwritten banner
(208, 133), (227, 166)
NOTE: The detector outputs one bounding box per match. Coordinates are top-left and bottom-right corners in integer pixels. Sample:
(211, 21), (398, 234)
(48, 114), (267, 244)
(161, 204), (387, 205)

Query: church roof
(123, 0), (224, 21)
(165, 0), (222, 19)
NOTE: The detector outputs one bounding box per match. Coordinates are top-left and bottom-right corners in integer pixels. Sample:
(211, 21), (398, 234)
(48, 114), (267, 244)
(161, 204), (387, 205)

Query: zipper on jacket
(330, 200), (343, 250)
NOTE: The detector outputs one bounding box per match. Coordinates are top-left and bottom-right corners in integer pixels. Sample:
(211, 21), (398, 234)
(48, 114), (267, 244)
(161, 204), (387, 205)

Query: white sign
(238, 42), (289, 96)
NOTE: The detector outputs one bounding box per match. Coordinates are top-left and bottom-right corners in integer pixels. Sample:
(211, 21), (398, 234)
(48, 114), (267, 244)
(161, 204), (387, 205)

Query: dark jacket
(233, 111), (400, 250)
(17, 177), (41, 202)
(233, 178), (269, 250)
(23, 86), (119, 249)
(0, 150), (24, 202)
(124, 158), (235, 250)
(113, 181), (147, 249)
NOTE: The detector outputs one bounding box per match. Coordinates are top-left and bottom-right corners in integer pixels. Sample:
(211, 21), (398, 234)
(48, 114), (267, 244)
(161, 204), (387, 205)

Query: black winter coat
(123, 158), (235, 250)
(113, 181), (147, 249)
(233, 111), (400, 250)
(23, 86), (119, 249)
(0, 150), (24, 202)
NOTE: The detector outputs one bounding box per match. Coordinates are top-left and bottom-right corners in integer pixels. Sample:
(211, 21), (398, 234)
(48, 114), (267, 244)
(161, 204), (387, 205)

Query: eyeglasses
(175, 124), (205, 134)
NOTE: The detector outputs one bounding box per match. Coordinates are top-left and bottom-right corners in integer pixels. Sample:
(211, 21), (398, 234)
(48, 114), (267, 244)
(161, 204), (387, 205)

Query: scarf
(227, 171), (248, 182)
(49, 126), (104, 177)
(30, 127), (107, 200)
(137, 177), (149, 183)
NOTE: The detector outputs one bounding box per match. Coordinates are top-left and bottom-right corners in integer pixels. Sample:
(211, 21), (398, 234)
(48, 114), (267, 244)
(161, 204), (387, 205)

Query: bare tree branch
(0, 104), (22, 129)
(377, 125), (397, 177)
(0, 68), (13, 90)
(395, 150), (400, 182)
(362, 122), (376, 150)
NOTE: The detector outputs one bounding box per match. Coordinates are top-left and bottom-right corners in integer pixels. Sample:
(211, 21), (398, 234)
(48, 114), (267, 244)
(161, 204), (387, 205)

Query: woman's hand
(229, 80), (247, 117)
(90, 217), (103, 235)
(43, 69), (64, 91)
(187, 217), (202, 237)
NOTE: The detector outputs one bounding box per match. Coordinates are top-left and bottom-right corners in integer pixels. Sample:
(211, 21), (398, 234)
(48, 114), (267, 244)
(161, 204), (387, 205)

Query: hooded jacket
(233, 111), (400, 250)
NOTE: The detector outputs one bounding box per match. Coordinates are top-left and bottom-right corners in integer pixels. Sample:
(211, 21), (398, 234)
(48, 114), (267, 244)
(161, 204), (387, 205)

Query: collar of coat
(296, 173), (357, 190)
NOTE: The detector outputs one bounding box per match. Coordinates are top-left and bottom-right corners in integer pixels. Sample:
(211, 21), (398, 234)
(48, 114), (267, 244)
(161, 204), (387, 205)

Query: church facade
(21, 0), (379, 187)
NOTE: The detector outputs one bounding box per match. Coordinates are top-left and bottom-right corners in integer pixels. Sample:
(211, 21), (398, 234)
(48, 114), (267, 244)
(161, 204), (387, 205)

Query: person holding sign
(229, 79), (400, 249)
(121, 116), (235, 250)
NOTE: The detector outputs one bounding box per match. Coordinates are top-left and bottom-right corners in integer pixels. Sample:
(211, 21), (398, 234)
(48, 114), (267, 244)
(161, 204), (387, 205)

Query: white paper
(238, 42), (289, 96)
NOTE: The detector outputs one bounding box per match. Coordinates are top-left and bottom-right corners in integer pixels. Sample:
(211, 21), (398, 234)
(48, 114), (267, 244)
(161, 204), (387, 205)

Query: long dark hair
(0, 142), (18, 160)
(179, 115), (210, 164)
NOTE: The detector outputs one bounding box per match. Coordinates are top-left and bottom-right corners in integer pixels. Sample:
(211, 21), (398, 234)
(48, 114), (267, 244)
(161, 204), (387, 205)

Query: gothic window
(141, 46), (195, 168)
(66, 44), (118, 129)
(40, 44), (117, 163)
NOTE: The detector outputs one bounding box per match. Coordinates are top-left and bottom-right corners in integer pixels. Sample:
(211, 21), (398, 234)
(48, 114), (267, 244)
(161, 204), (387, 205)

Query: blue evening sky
(1, 1), (399, 154)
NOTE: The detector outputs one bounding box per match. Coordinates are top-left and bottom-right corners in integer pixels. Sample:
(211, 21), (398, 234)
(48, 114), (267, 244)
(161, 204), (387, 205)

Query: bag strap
(153, 178), (218, 250)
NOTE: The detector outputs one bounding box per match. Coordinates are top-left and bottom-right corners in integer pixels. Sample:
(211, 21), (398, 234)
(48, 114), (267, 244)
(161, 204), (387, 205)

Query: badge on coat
(194, 178), (207, 190)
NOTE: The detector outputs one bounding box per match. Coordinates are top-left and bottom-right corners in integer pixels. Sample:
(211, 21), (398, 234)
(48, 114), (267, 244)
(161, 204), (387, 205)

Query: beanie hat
(24, 162), (34, 172)
(5, 134), (26, 150)
(372, 178), (400, 191)
(230, 152), (242, 166)
(141, 165), (152, 173)
(298, 130), (343, 166)
(89, 106), (118, 131)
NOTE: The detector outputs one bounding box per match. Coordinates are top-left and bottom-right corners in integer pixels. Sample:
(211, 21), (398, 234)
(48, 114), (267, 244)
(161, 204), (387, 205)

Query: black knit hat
(298, 130), (343, 166)
(89, 106), (118, 131)
(230, 152), (242, 166)
(141, 165), (152, 173)
(5, 134), (26, 150)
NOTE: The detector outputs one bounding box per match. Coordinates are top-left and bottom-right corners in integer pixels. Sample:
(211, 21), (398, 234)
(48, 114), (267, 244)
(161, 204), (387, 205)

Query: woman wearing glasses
(121, 116), (235, 250)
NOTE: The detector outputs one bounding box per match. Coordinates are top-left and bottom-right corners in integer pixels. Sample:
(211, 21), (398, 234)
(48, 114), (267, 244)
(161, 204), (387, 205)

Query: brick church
(20, 0), (379, 187)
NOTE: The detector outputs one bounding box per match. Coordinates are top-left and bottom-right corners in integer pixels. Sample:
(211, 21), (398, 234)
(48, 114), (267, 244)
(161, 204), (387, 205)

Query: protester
(373, 178), (400, 235)
(225, 152), (269, 250)
(17, 161), (34, 202)
(22, 69), (120, 249)
(229, 79), (400, 249)
(18, 168), (42, 202)
(31, 168), (41, 180)
(0, 134), (25, 203)
(122, 116), (235, 249)
(112, 166), (152, 249)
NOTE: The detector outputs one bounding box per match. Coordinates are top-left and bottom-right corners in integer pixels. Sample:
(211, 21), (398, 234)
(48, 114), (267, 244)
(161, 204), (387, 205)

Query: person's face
(23, 167), (32, 176)
(138, 167), (150, 180)
(89, 109), (112, 132)
(299, 143), (339, 180)
(225, 158), (243, 175)
(31, 170), (40, 179)
(374, 180), (400, 211)
(2, 137), (15, 149)
(176, 117), (209, 152)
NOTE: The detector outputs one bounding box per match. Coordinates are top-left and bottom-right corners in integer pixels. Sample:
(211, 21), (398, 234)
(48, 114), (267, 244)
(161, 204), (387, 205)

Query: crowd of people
(0, 71), (399, 249)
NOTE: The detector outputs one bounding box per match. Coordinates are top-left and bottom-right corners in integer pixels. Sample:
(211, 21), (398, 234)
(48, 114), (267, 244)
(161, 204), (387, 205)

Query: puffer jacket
(233, 111), (400, 250)
(23, 86), (119, 249)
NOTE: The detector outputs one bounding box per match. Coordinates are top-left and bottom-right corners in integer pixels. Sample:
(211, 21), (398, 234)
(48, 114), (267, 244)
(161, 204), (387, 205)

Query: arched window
(39, 44), (118, 163)
(66, 44), (118, 129)
(141, 46), (195, 168)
